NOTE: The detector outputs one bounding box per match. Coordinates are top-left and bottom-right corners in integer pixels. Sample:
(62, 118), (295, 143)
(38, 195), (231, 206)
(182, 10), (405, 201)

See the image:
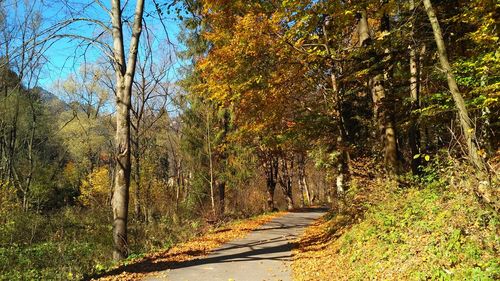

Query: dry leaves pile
(292, 158), (385, 281)
(292, 215), (355, 281)
(94, 212), (286, 281)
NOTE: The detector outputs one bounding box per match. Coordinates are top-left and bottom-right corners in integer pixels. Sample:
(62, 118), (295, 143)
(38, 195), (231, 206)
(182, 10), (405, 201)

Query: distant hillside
(32, 86), (70, 113)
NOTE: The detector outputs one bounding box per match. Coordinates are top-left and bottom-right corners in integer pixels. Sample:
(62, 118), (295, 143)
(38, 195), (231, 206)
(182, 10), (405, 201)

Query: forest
(0, 0), (498, 280)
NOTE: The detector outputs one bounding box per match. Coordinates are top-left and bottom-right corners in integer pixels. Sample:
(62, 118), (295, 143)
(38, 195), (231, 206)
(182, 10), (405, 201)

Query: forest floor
(292, 166), (499, 280)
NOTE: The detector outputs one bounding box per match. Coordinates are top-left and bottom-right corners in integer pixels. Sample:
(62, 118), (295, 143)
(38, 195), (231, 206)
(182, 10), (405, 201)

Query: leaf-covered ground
(292, 177), (499, 280)
(91, 211), (286, 280)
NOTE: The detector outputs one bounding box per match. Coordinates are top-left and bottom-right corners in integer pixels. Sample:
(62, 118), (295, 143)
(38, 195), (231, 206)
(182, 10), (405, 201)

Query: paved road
(146, 209), (326, 281)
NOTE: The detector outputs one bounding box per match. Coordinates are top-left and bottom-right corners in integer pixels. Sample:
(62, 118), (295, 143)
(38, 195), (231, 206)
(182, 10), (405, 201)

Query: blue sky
(32, 0), (185, 91)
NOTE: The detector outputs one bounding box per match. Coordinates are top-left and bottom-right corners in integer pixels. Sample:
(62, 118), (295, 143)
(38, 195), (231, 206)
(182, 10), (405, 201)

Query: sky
(23, 0), (186, 92)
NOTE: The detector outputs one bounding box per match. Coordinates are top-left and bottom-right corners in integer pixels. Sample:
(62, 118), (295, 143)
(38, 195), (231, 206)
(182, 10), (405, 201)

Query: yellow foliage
(79, 166), (110, 208)
(0, 183), (19, 213)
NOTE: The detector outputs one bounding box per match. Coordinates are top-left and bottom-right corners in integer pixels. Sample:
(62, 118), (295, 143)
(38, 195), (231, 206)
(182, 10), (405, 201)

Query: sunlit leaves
(79, 167), (110, 208)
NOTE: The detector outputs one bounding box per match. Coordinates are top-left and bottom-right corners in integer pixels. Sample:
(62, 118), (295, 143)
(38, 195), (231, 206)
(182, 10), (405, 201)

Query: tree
(131, 37), (170, 220)
(109, 0), (145, 260)
(357, 7), (399, 175)
(0, 0), (50, 211)
(422, 0), (486, 175)
(58, 65), (112, 174)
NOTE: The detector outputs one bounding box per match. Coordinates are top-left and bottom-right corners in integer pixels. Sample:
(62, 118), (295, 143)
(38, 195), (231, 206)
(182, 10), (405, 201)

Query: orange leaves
(194, 0), (315, 151)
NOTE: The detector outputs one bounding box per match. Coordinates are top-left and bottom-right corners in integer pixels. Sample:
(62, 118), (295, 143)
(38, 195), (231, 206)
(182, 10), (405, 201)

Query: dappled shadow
(86, 234), (297, 280)
(86, 210), (327, 280)
(251, 223), (310, 232)
(292, 164), (380, 256)
(294, 207), (367, 255)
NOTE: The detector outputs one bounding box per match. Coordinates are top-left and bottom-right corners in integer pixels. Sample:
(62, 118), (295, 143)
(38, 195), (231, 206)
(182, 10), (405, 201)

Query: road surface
(145, 209), (326, 281)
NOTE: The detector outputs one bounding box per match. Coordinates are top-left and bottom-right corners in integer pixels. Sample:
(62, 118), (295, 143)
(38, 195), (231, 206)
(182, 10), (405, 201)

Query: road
(145, 209), (326, 281)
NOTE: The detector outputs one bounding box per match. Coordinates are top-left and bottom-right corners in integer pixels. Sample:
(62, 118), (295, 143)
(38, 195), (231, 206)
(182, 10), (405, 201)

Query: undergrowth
(294, 160), (499, 280)
(0, 206), (205, 281)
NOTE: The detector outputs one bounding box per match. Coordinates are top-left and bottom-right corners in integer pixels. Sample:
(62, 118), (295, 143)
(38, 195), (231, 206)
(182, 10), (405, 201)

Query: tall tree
(408, 0), (423, 174)
(110, 0), (145, 260)
(422, 0), (486, 175)
(357, 7), (399, 175)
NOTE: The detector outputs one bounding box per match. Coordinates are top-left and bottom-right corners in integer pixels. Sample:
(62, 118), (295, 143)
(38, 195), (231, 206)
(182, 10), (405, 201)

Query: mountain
(32, 87), (70, 113)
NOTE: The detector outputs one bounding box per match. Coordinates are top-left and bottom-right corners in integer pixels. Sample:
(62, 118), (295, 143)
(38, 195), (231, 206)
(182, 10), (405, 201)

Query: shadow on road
(85, 217), (311, 280)
(84, 208), (325, 280)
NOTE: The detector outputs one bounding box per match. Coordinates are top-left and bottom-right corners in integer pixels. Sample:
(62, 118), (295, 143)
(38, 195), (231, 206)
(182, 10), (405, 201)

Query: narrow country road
(145, 209), (326, 281)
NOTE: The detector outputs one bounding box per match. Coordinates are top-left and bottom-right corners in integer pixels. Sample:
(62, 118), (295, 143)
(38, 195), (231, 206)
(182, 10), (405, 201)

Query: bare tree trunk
(206, 109), (216, 217)
(422, 0), (486, 174)
(302, 174), (311, 206)
(24, 98), (36, 211)
(110, 0), (145, 261)
(132, 123), (141, 219)
(297, 157), (305, 208)
(175, 158), (182, 209)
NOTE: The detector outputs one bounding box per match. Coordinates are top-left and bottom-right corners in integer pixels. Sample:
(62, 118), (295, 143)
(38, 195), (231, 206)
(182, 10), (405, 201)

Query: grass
(0, 208), (114, 281)
(0, 201), (281, 281)
(293, 170), (499, 280)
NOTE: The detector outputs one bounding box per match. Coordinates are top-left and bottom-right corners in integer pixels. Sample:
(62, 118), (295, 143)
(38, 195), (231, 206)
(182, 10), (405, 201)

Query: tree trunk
(133, 126), (141, 219)
(332, 72), (350, 195)
(322, 20), (351, 196)
(297, 159), (305, 208)
(279, 156), (294, 211)
(110, 0), (145, 261)
(409, 0), (423, 175)
(358, 9), (399, 175)
(218, 180), (225, 217)
(206, 109), (216, 217)
(264, 155), (278, 211)
(302, 175), (311, 206)
(297, 153), (310, 206)
(408, 43), (421, 173)
(216, 108), (230, 217)
(422, 0), (486, 174)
